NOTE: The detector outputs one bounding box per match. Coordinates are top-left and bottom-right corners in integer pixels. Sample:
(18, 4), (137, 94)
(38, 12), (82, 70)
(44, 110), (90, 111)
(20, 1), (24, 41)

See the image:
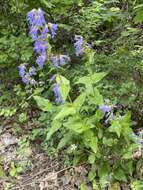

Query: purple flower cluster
(53, 83), (63, 104)
(74, 35), (83, 56)
(74, 35), (91, 56)
(27, 8), (58, 69)
(18, 64), (36, 85)
(50, 55), (70, 68)
(50, 54), (70, 103)
(99, 105), (111, 114)
(27, 9), (48, 69)
(48, 23), (58, 39)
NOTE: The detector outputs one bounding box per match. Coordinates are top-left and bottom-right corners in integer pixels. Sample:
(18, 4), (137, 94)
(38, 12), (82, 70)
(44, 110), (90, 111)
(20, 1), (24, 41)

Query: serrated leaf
(73, 92), (86, 111)
(89, 137), (98, 153)
(33, 96), (52, 112)
(64, 118), (89, 133)
(76, 72), (106, 86)
(58, 133), (73, 149)
(56, 75), (70, 102)
(46, 120), (62, 141)
(93, 88), (104, 105)
(54, 105), (76, 120)
(109, 120), (122, 138)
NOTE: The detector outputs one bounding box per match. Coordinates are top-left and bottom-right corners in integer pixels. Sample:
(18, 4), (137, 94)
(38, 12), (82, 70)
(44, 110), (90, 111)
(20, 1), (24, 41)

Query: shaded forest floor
(0, 120), (89, 190)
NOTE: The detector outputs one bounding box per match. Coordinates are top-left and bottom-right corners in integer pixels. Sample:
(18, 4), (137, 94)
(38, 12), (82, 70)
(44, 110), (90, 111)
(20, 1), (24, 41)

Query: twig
(22, 161), (61, 184)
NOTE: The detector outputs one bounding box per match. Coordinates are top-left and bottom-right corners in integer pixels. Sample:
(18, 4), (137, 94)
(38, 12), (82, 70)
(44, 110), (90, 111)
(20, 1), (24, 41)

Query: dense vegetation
(1, 0), (143, 189)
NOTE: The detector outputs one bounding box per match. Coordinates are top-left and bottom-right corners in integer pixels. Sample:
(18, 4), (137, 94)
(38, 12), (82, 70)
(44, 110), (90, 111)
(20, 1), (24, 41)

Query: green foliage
(1, 0), (143, 188)
(131, 180), (143, 190)
(34, 52), (139, 188)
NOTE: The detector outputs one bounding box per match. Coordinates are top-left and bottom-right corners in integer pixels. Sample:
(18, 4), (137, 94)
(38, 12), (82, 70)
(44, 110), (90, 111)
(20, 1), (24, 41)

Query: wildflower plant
(18, 8), (71, 104)
(34, 47), (140, 189)
(18, 8), (141, 188)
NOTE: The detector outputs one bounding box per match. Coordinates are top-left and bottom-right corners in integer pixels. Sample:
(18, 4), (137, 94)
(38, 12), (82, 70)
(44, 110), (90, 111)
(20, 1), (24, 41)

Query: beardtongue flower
(59, 55), (70, 66)
(27, 9), (48, 69)
(74, 35), (91, 56)
(29, 66), (36, 76)
(27, 8), (46, 26)
(36, 53), (47, 69)
(53, 83), (63, 104)
(50, 75), (56, 83)
(51, 55), (59, 68)
(74, 35), (83, 56)
(48, 23), (58, 38)
(99, 105), (111, 114)
(18, 64), (26, 78)
(51, 55), (70, 68)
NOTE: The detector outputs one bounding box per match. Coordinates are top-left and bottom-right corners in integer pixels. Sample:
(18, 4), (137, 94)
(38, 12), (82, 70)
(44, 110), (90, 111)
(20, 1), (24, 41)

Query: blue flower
(34, 40), (47, 54)
(99, 105), (111, 114)
(51, 55), (70, 68)
(50, 75), (55, 83)
(29, 26), (38, 40)
(29, 66), (36, 76)
(59, 55), (70, 66)
(48, 23), (58, 38)
(27, 8), (46, 27)
(18, 64), (26, 78)
(22, 73), (31, 84)
(74, 35), (83, 56)
(36, 53), (46, 69)
(27, 8), (49, 69)
(30, 78), (36, 85)
(53, 83), (63, 104)
(51, 56), (59, 68)
(41, 25), (49, 38)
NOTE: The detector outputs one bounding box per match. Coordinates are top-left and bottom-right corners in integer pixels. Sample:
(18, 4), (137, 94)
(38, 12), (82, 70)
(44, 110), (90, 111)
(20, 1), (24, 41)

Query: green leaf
(88, 165), (96, 181)
(93, 87), (104, 105)
(58, 133), (73, 149)
(89, 137), (98, 153)
(76, 72), (106, 86)
(114, 168), (127, 182)
(73, 92), (86, 111)
(56, 75), (70, 102)
(98, 163), (110, 179)
(54, 105), (76, 120)
(16, 166), (23, 173)
(88, 154), (96, 164)
(131, 180), (143, 190)
(109, 183), (121, 190)
(83, 130), (98, 153)
(109, 120), (122, 138)
(64, 118), (89, 133)
(46, 120), (62, 141)
(0, 166), (4, 177)
(134, 8), (143, 23)
(33, 96), (52, 112)
(80, 183), (88, 190)
(98, 163), (111, 189)
(92, 180), (100, 190)
(9, 163), (17, 177)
